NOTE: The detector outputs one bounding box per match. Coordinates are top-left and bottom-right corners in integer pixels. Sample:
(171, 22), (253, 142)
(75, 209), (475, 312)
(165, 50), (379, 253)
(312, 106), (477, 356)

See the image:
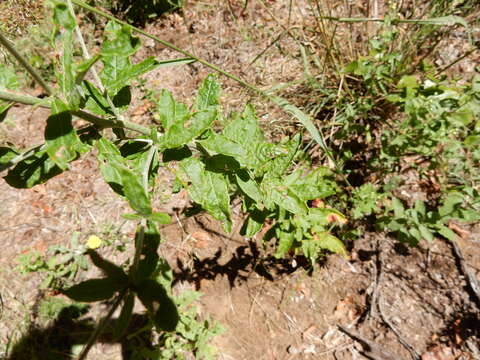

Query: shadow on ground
(6, 305), (153, 360)
(173, 240), (316, 290)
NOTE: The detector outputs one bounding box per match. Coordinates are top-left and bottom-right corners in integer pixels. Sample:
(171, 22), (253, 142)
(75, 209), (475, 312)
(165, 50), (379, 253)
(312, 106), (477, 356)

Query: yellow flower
(86, 235), (102, 249)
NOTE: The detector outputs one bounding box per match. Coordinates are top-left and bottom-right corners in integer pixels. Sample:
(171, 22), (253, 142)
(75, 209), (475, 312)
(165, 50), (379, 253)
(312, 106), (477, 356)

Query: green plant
(16, 233), (89, 290)
(0, 0), (347, 357)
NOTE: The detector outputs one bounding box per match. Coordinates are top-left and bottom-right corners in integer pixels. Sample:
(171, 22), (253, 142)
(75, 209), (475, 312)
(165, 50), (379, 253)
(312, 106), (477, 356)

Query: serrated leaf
(97, 138), (125, 195)
(82, 80), (111, 116)
(199, 105), (272, 170)
(108, 57), (160, 95)
(194, 74), (220, 111)
(135, 278), (179, 332)
(88, 250), (128, 284)
(75, 54), (101, 85)
(156, 90), (189, 130)
(240, 208), (267, 237)
(275, 230), (295, 258)
(100, 22), (160, 95)
(288, 167), (337, 201)
(101, 21), (140, 57)
(63, 278), (124, 302)
(264, 134), (301, 177)
(45, 100), (87, 170)
(262, 177), (307, 214)
(235, 170), (263, 203)
(161, 108), (217, 149)
(180, 158), (232, 232)
(114, 291), (134, 339)
(112, 162), (152, 217)
(53, 3), (76, 100)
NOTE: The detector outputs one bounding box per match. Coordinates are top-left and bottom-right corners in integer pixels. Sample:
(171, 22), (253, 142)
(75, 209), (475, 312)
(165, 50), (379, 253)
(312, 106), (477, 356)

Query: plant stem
(0, 90), (151, 135)
(77, 289), (127, 360)
(0, 31), (54, 95)
(132, 222), (146, 272)
(0, 144), (44, 172)
(133, 144), (157, 273)
(66, 0), (126, 130)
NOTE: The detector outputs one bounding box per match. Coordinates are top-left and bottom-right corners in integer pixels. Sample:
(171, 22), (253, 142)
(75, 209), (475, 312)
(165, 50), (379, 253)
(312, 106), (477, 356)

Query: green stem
(132, 221), (146, 272)
(0, 90), (151, 135)
(77, 289), (127, 360)
(0, 31), (54, 95)
(66, 0), (126, 131)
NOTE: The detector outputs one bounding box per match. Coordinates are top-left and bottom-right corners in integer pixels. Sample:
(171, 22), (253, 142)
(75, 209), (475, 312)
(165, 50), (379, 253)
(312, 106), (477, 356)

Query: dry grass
(0, 0), (45, 38)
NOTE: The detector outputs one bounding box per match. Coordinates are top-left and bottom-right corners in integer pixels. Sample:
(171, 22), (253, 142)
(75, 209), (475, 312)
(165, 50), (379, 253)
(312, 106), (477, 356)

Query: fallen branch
(378, 296), (421, 360)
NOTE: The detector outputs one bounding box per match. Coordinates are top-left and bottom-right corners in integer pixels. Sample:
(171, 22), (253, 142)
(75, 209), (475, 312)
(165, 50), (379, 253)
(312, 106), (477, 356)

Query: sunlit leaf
(180, 157), (232, 232)
(194, 74), (220, 111)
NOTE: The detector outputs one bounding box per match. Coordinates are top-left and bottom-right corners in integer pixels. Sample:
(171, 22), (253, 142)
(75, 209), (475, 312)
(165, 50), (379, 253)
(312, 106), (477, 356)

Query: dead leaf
(191, 230), (212, 248)
(421, 345), (456, 360)
(448, 221), (470, 239)
(334, 296), (362, 322)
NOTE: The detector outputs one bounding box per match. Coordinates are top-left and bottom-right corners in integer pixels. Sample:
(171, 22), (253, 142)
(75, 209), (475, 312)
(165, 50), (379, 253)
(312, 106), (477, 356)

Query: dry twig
(337, 325), (404, 360)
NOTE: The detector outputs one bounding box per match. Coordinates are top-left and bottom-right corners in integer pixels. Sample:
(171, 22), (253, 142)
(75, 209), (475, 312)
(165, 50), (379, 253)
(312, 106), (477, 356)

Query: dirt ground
(1, 0), (480, 359)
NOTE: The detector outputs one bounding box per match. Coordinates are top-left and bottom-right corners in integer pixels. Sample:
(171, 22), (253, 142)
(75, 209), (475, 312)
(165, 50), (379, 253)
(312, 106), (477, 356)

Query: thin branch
(0, 90), (151, 135)
(378, 296), (422, 360)
(0, 31), (54, 95)
(337, 325), (404, 360)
